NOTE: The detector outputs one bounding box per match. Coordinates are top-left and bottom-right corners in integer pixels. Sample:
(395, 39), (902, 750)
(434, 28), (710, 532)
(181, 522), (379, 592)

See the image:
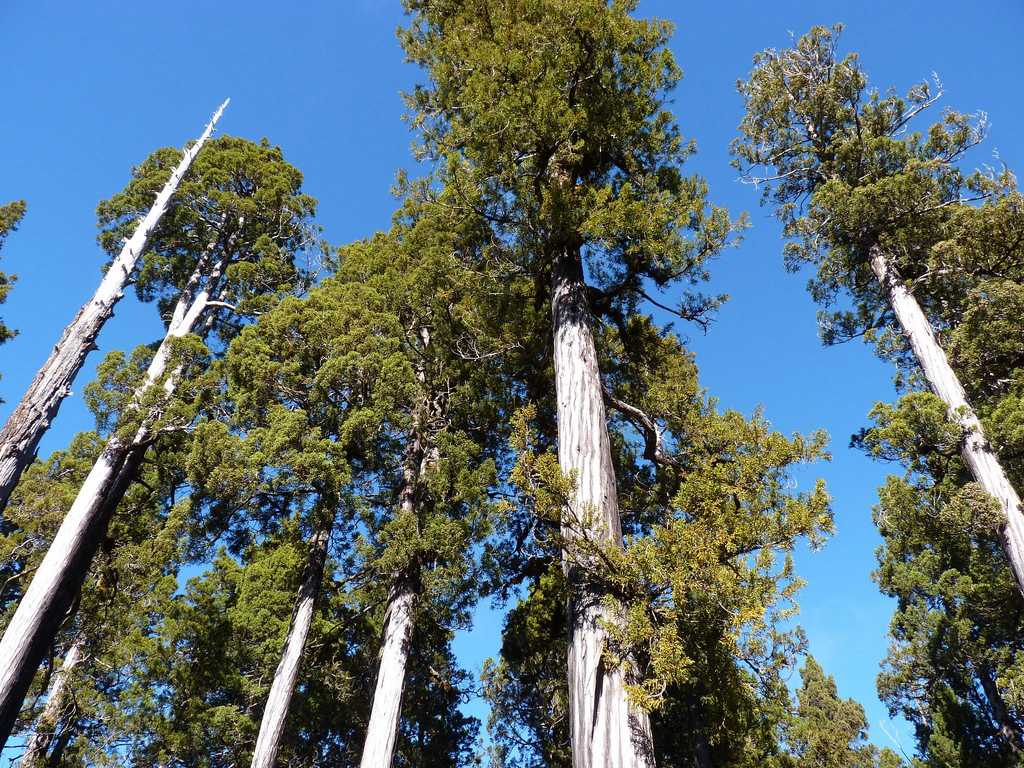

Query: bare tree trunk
(19, 635), (85, 768)
(249, 521), (332, 768)
(358, 571), (418, 768)
(551, 246), (655, 768)
(0, 99), (228, 513)
(0, 230), (235, 746)
(869, 247), (1024, 596)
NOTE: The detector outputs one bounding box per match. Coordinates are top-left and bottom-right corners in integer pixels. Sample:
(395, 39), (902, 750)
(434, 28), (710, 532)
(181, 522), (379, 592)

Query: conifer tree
(485, 324), (838, 766)
(0, 419), (189, 766)
(733, 26), (1024, 763)
(337, 195), (503, 768)
(210, 276), (416, 768)
(783, 656), (893, 768)
(90, 256), (488, 766)
(0, 102), (227, 511)
(732, 25), (1024, 596)
(400, 3), (737, 763)
(0, 135), (317, 746)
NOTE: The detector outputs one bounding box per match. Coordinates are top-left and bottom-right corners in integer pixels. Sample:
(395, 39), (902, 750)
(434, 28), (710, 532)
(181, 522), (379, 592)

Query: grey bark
(358, 572), (418, 768)
(0, 227), (236, 747)
(869, 247), (1024, 596)
(551, 247), (654, 768)
(0, 99), (227, 513)
(249, 521), (331, 768)
(19, 635), (85, 768)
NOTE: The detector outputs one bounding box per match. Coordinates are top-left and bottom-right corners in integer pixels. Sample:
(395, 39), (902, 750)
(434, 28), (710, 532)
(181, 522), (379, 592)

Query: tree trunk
(551, 246), (655, 768)
(20, 635), (85, 768)
(978, 665), (1023, 754)
(0, 231), (234, 747)
(358, 571), (418, 768)
(0, 99), (228, 513)
(249, 521), (331, 768)
(869, 247), (1024, 596)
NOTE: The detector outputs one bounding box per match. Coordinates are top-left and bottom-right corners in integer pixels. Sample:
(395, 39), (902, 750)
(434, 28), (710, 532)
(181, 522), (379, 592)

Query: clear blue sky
(0, 0), (1021, 761)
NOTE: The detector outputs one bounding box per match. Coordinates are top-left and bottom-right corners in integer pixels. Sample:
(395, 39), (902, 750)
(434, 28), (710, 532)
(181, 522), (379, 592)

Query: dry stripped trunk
(0, 228), (236, 746)
(19, 635), (85, 768)
(552, 247), (655, 768)
(869, 247), (1024, 596)
(249, 522), (332, 768)
(0, 99), (228, 513)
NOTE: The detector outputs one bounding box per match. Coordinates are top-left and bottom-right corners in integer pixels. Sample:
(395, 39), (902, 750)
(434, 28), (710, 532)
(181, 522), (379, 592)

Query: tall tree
(0, 101), (227, 511)
(0, 135), (316, 746)
(400, 3), (737, 764)
(341, 197), (503, 768)
(81, 270), (481, 766)
(215, 277), (415, 767)
(731, 25), (1024, 595)
(0, 409), (190, 766)
(487, 320), (837, 767)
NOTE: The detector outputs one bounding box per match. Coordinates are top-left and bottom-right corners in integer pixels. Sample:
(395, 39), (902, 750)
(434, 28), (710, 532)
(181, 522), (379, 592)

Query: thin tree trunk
(0, 99), (228, 513)
(359, 328), (432, 768)
(19, 635), (85, 768)
(978, 666), (1023, 754)
(0, 229), (235, 746)
(869, 247), (1024, 596)
(249, 521), (332, 768)
(551, 246), (655, 768)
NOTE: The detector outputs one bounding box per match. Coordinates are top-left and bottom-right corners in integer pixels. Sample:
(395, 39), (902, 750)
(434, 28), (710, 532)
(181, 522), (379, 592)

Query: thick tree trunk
(869, 247), (1024, 596)
(551, 247), (655, 768)
(20, 635), (85, 768)
(0, 100), (228, 513)
(249, 522), (331, 768)
(358, 573), (417, 768)
(0, 235), (233, 747)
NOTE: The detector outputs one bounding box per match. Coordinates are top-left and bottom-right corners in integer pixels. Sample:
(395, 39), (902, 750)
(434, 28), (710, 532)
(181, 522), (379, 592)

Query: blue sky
(0, 0), (1021, 761)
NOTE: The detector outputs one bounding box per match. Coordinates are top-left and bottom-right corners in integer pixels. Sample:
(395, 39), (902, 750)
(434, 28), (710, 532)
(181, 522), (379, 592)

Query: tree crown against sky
(400, 0), (740, 328)
(734, 24), (1024, 766)
(732, 23), (1020, 362)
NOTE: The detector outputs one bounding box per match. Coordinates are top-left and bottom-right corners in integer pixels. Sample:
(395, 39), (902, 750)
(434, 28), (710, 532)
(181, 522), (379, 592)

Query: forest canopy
(0, 4), (1020, 768)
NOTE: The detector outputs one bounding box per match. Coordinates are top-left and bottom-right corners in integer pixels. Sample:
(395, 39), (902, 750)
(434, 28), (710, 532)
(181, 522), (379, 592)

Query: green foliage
(784, 656), (886, 768)
(396, 2), (869, 762)
(0, 199), (24, 349)
(401, 0), (740, 329)
(96, 136), (318, 340)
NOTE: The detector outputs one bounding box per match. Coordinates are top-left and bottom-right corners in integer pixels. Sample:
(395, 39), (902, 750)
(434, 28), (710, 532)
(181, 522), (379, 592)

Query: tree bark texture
(19, 634), (85, 768)
(869, 247), (1024, 596)
(249, 522), (331, 768)
(357, 572), (418, 768)
(0, 229), (235, 747)
(551, 247), (655, 768)
(0, 99), (228, 513)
